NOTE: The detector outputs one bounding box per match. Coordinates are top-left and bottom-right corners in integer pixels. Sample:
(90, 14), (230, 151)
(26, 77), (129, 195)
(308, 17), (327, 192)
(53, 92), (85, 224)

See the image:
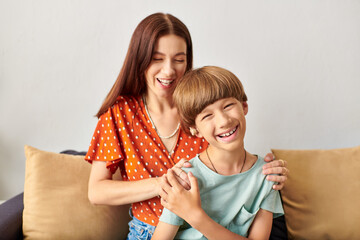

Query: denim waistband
(127, 208), (156, 240)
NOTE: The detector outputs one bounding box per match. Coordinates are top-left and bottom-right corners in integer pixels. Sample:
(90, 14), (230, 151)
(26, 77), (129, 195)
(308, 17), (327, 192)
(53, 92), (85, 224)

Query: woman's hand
(159, 169), (202, 221)
(168, 159), (192, 190)
(262, 153), (289, 190)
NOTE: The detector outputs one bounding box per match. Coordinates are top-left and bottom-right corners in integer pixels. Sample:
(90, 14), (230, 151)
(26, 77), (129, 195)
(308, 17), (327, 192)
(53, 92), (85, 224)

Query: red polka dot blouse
(85, 95), (208, 226)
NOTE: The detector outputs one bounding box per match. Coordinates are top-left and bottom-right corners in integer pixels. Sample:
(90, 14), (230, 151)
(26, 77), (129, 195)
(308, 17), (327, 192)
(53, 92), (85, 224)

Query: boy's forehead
(198, 97), (240, 113)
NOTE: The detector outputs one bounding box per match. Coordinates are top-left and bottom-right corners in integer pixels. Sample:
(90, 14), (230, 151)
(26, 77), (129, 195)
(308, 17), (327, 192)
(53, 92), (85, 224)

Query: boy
(152, 66), (284, 239)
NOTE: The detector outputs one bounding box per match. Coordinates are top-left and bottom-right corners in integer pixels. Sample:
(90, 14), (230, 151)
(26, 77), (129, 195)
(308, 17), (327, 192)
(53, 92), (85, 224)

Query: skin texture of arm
(158, 170), (273, 240)
(151, 222), (179, 240)
(88, 159), (192, 205)
(186, 208), (272, 240)
(88, 161), (161, 205)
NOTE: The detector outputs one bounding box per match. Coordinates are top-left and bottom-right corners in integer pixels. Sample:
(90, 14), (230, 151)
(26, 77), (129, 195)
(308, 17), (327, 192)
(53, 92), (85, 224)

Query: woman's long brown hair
(96, 13), (193, 118)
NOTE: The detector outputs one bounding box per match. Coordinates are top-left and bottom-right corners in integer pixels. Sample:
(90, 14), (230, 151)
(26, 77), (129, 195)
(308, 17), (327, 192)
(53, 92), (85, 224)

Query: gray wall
(1, 0), (359, 200)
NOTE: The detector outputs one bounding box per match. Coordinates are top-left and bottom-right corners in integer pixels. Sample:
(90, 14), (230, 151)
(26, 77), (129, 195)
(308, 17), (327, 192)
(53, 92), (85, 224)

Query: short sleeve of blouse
(85, 108), (124, 174)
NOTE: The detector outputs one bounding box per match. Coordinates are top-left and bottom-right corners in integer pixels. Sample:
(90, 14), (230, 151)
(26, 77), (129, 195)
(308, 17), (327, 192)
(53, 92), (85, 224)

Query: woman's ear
(242, 101), (248, 115)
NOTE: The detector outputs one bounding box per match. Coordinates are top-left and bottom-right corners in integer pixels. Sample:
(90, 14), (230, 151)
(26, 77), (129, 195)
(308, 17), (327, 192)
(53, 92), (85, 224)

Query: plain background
(1, 0), (359, 200)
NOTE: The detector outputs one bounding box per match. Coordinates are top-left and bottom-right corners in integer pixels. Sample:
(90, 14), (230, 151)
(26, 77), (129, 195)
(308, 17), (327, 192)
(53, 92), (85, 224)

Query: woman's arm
(88, 159), (193, 206)
(160, 170), (272, 240)
(151, 222), (179, 240)
(88, 161), (161, 205)
(262, 153), (289, 190)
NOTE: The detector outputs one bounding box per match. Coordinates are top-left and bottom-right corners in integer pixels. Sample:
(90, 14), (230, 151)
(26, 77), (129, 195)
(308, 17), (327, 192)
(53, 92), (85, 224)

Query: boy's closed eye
(224, 103), (235, 109)
(201, 113), (212, 121)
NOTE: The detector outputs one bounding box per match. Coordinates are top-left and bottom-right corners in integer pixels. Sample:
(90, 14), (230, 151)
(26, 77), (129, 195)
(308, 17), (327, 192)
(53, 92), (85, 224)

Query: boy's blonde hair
(173, 66), (248, 135)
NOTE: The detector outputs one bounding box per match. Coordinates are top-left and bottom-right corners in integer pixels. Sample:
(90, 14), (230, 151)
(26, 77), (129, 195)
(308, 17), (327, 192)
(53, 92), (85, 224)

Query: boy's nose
(217, 112), (231, 127)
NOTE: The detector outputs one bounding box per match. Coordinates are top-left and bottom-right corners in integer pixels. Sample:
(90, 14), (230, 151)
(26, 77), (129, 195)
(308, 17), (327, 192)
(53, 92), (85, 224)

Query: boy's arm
(160, 170), (273, 240)
(247, 209), (273, 239)
(151, 221), (179, 240)
(187, 209), (272, 240)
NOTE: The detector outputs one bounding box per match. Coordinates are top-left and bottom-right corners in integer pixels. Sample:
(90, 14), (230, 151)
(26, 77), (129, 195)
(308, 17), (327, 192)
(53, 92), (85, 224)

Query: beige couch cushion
(23, 145), (130, 240)
(272, 146), (360, 240)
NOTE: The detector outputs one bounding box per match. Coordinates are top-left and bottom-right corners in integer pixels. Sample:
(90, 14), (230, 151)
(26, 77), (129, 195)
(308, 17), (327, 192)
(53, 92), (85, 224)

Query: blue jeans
(127, 209), (156, 240)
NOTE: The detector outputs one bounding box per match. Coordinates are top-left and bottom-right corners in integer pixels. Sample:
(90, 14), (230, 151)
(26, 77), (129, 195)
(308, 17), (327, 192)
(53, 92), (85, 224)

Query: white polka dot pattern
(85, 95), (208, 226)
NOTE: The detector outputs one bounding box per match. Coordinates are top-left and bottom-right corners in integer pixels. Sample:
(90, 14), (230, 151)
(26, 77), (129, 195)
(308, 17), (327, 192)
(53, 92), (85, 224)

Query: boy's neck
(201, 145), (256, 175)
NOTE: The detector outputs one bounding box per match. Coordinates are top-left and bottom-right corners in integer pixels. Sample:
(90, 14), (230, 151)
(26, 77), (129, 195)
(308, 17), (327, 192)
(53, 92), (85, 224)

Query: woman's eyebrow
(153, 51), (186, 56)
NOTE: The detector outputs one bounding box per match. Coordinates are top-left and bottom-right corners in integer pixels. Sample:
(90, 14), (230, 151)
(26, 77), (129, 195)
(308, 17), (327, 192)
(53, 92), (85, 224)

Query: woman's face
(145, 34), (187, 99)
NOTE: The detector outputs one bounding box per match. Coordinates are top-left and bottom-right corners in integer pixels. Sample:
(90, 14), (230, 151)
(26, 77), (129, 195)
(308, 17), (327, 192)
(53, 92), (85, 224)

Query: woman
(85, 12), (288, 239)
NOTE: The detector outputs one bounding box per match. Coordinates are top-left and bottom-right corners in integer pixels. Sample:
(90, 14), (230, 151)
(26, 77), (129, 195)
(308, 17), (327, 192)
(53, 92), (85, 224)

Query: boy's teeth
(219, 127), (237, 137)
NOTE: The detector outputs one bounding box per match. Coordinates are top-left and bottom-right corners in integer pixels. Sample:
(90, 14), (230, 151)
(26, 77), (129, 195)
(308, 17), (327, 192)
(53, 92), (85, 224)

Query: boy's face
(194, 97), (248, 152)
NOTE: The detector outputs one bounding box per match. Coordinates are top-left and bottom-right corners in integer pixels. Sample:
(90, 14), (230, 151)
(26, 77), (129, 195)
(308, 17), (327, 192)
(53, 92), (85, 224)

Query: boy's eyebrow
(153, 51), (186, 56)
(198, 109), (210, 116)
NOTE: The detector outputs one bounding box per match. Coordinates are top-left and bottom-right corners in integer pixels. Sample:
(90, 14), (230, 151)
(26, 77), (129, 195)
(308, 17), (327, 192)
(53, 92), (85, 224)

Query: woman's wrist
(154, 176), (163, 196)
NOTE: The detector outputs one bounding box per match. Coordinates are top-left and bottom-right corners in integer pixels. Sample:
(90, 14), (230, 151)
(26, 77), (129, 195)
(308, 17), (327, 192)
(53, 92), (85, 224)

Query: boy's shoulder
(250, 156), (271, 178)
(181, 155), (210, 179)
(253, 155), (266, 169)
(183, 154), (267, 175)
(183, 155), (201, 172)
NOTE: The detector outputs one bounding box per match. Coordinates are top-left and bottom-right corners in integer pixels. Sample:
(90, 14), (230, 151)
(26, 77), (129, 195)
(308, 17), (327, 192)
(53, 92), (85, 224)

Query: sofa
(0, 145), (359, 240)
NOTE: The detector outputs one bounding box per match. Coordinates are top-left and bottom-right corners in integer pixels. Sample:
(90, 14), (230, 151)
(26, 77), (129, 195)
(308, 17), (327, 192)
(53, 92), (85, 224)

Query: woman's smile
(156, 78), (175, 87)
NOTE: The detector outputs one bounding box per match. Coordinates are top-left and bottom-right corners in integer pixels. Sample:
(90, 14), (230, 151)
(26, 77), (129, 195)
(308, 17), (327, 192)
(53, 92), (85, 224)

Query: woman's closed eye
(174, 59), (185, 63)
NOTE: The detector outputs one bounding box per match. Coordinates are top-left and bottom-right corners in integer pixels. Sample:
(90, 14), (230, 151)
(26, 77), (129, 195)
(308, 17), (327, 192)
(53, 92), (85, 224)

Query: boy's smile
(218, 125), (239, 140)
(194, 97), (248, 152)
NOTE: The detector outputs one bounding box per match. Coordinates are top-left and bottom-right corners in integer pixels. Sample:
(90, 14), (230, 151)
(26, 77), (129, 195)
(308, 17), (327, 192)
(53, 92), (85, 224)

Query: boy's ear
(189, 127), (197, 136)
(189, 127), (202, 138)
(242, 101), (249, 115)
(195, 128), (203, 138)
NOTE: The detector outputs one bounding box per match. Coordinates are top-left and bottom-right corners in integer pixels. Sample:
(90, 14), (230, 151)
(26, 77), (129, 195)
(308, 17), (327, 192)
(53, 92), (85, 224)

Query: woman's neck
(143, 92), (175, 114)
(142, 92), (180, 154)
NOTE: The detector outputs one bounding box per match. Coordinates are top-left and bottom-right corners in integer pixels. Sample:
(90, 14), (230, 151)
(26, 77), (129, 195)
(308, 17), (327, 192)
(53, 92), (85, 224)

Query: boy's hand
(262, 153), (289, 190)
(169, 159), (192, 190)
(159, 169), (202, 221)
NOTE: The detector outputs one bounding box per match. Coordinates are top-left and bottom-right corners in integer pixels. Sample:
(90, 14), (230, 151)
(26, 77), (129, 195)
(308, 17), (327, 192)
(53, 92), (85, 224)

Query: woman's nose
(162, 60), (175, 76)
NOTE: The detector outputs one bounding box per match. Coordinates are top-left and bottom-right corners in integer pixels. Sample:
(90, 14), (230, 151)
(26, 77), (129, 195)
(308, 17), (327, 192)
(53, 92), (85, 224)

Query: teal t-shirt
(159, 155), (284, 239)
